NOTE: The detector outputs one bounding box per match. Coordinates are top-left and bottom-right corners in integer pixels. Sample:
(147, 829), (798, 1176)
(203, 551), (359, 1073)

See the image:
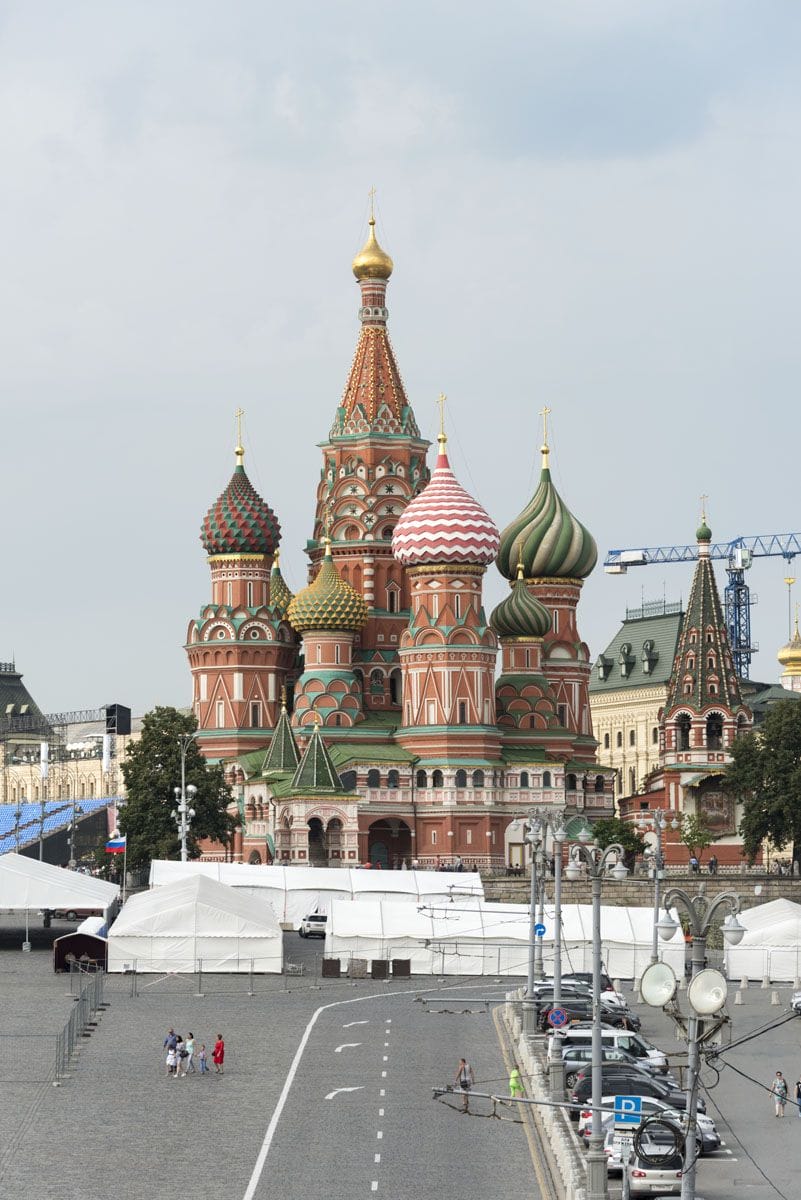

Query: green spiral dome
(287, 543), (368, 633)
(490, 572), (552, 639)
(496, 452), (597, 581)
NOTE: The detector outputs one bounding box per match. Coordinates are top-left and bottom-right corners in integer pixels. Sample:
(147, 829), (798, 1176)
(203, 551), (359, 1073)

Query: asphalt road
(0, 931), (542, 1200)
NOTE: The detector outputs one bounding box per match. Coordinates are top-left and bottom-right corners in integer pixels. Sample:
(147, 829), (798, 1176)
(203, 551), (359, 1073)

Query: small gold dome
(778, 619), (801, 673)
(352, 218), (393, 281)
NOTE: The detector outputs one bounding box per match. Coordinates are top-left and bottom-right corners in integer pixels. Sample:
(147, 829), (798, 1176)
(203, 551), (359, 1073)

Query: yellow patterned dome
(269, 551), (293, 616)
(352, 217), (393, 281)
(778, 619), (801, 673)
(287, 542), (368, 633)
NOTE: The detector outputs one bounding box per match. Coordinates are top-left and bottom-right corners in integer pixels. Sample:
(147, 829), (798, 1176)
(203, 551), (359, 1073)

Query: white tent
(724, 898), (801, 981)
(107, 875), (283, 973)
(0, 852), (119, 917)
(324, 899), (686, 978)
(147, 861), (483, 927)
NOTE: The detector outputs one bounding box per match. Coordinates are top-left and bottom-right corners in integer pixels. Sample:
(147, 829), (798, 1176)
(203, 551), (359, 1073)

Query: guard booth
(53, 916), (108, 972)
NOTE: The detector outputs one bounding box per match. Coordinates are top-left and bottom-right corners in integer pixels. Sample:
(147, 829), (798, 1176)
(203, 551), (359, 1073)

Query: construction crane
(604, 533), (801, 679)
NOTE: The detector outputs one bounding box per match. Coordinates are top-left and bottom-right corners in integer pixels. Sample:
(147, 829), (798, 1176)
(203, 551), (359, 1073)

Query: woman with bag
(770, 1070), (788, 1116)
(213, 1034), (225, 1074)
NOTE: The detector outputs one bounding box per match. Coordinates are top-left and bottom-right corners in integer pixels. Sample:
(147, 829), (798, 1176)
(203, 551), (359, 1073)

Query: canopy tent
(107, 875), (283, 974)
(323, 899), (686, 979)
(147, 862), (483, 928)
(724, 898), (801, 981)
(0, 852), (119, 918)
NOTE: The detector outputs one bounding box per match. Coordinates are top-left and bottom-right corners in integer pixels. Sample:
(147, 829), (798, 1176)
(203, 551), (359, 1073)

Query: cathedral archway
(368, 818), (412, 869)
(308, 817), (326, 865)
(248, 850), (262, 865)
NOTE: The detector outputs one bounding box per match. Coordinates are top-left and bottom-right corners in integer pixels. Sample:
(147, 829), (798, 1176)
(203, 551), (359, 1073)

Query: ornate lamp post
(565, 833), (629, 1200)
(657, 886), (745, 1200)
(637, 810), (680, 963)
(68, 800), (83, 870)
(173, 733), (198, 863)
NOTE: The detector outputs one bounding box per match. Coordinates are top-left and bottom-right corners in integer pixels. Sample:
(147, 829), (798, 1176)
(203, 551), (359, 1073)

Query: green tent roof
(262, 706), (299, 774)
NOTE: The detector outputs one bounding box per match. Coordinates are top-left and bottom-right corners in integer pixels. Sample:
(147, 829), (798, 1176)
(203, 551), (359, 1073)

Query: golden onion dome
(778, 619), (801, 672)
(287, 541), (368, 634)
(352, 218), (393, 281)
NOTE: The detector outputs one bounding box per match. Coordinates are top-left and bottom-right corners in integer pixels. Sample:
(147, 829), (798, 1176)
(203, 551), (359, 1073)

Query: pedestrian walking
(454, 1057), (475, 1113)
(213, 1034), (225, 1074)
(185, 1033), (196, 1074)
(689, 855), (699, 875)
(199, 1044), (209, 1074)
(509, 1067), (524, 1098)
(166, 1045), (177, 1077)
(164, 1027), (178, 1075)
(794, 1076), (801, 1118)
(770, 1071), (788, 1116)
(175, 1035), (187, 1078)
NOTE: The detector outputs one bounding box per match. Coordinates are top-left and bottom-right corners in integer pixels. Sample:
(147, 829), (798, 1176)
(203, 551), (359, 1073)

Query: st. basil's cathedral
(185, 211), (617, 868)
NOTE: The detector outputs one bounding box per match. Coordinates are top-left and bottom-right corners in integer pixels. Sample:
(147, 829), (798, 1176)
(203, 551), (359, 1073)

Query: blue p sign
(614, 1095), (643, 1126)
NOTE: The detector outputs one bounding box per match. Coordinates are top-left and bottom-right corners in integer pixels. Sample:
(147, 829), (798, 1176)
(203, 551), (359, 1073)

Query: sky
(0, 1), (800, 716)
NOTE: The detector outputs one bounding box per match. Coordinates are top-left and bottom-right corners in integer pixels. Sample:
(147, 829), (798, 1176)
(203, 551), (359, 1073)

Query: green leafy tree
(591, 817), (646, 869)
(726, 699), (801, 869)
(679, 813), (715, 864)
(118, 707), (235, 869)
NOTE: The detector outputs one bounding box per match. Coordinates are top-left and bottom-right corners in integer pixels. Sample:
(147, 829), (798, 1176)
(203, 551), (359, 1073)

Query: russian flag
(105, 835), (127, 854)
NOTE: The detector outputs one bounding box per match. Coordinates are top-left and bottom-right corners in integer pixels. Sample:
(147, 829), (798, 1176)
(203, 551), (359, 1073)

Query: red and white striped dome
(392, 440), (500, 566)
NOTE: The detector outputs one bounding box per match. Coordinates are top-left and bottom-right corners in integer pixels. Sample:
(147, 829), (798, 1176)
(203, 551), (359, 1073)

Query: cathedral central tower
(309, 207), (430, 714)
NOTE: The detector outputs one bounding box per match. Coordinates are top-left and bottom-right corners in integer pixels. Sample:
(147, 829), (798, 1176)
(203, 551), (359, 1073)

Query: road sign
(534, 923), (546, 937)
(547, 1006), (568, 1028)
(614, 1095), (643, 1127)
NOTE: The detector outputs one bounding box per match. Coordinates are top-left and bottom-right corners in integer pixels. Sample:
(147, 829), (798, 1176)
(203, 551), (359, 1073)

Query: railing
(54, 967), (105, 1084)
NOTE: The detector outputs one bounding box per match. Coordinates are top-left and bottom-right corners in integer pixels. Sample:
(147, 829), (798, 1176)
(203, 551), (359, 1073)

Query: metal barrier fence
(54, 967), (105, 1084)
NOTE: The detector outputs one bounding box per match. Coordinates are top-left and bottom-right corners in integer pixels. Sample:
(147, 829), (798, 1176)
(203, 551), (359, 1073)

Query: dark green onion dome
(696, 517), (712, 543)
(269, 551), (293, 614)
(496, 444), (597, 581)
(490, 566), (552, 639)
(201, 445), (281, 557)
(287, 541), (368, 633)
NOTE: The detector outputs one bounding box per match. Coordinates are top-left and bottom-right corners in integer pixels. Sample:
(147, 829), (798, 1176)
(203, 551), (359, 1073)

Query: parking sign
(614, 1095), (642, 1127)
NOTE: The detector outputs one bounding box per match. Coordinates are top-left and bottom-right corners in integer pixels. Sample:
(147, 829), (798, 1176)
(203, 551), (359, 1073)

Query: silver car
(626, 1146), (683, 1195)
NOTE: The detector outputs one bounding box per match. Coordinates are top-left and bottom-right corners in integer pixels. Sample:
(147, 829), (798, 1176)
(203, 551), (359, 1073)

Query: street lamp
(68, 800), (83, 870)
(521, 812), (544, 1033)
(637, 810), (680, 963)
(657, 886), (744, 1200)
(564, 837), (628, 1200)
(172, 734), (198, 863)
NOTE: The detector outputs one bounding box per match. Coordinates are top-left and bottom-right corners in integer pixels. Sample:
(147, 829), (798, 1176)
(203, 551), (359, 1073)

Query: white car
(791, 990), (801, 1013)
(299, 913), (327, 938)
(579, 1095), (719, 1150)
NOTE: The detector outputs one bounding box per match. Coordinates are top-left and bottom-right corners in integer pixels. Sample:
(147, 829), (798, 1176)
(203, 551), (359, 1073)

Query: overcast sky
(1, 2), (799, 716)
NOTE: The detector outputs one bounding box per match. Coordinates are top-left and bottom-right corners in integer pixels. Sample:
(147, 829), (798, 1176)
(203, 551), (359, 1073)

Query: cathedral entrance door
(368, 819), (412, 869)
(308, 817), (326, 866)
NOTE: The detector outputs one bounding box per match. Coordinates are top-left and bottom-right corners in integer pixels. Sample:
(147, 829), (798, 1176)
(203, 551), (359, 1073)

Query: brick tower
(308, 207), (430, 715)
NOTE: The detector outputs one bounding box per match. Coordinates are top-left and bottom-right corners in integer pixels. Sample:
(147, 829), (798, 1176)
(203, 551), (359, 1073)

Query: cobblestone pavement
(0, 929), (542, 1200)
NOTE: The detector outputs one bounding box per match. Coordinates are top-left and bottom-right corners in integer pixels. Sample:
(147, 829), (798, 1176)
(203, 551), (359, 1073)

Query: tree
(679, 813), (715, 864)
(118, 707), (236, 869)
(726, 699), (801, 869)
(590, 817), (646, 870)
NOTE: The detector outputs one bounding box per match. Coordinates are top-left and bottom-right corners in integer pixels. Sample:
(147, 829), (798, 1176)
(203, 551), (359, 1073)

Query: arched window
(455, 769), (467, 788)
(472, 770), (485, 788)
(387, 590), (398, 613)
(335, 643), (341, 664)
(616, 731), (623, 748)
(339, 770), (357, 791)
(566, 773), (577, 791)
(706, 712), (723, 750)
(387, 770), (399, 789)
(367, 769), (381, 788)
(628, 767), (636, 793)
(370, 669), (383, 695)
(389, 670), (401, 705)
(432, 769), (444, 787)
(707, 655), (715, 670)
(382, 525), (394, 540)
(416, 769), (428, 789)
(595, 775), (605, 793)
(89, 778), (95, 797)
(706, 631), (714, 644)
(603, 733), (610, 749)
(677, 714), (692, 751)
(453, 594), (461, 619)
(520, 771), (530, 788)
(652, 727), (659, 745)
(542, 771), (552, 788)
(629, 730), (635, 747)
(687, 657), (695, 671)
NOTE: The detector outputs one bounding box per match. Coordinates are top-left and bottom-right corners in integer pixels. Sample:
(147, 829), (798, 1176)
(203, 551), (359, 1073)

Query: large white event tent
(323, 899), (687, 979)
(107, 875), (283, 973)
(0, 852), (119, 918)
(724, 898), (801, 982)
(148, 861), (482, 929)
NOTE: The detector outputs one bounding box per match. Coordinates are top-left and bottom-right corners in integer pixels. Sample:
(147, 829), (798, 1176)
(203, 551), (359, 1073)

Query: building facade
(187, 215), (614, 868)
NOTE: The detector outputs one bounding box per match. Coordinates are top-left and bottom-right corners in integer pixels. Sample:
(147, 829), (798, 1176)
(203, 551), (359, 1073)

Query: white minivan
(555, 1026), (669, 1074)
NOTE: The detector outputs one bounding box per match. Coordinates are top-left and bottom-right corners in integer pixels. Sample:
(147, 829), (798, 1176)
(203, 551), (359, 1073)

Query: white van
(555, 1026), (669, 1074)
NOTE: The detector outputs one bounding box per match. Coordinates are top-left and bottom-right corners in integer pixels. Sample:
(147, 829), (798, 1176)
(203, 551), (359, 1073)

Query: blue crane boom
(604, 533), (801, 679)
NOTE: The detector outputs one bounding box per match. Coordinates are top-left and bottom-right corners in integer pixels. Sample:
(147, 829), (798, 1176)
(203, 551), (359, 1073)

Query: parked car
(539, 999), (640, 1032)
(47, 908), (102, 922)
(562, 970), (615, 993)
(582, 1100), (719, 1155)
(299, 914), (327, 938)
(555, 1026), (669, 1074)
(562, 1046), (671, 1089)
(626, 1141), (683, 1196)
(569, 1066), (706, 1118)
